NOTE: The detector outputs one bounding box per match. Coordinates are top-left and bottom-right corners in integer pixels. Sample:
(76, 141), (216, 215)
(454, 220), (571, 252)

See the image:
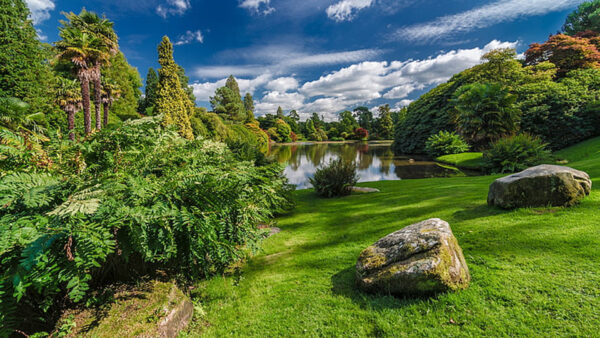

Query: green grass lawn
(436, 152), (484, 170)
(185, 137), (600, 337)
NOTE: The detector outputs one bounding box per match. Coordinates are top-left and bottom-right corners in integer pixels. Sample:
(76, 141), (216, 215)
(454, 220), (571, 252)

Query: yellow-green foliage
(191, 108), (230, 141)
(246, 121), (270, 152)
(155, 36), (195, 139)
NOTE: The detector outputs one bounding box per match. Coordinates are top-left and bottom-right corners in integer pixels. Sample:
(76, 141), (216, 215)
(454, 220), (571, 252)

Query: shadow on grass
(330, 266), (437, 311)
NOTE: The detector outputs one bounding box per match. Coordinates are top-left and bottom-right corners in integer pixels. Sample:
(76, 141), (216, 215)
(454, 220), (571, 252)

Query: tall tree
(226, 75), (241, 99)
(155, 36), (194, 139)
(354, 106), (373, 131)
(0, 0), (56, 114)
(64, 9), (118, 131)
(243, 93), (255, 122)
(377, 105), (394, 139)
(288, 110), (300, 121)
(276, 106), (284, 118)
(142, 67), (159, 113)
(102, 52), (142, 120)
(101, 79), (121, 127)
(55, 77), (82, 140)
(563, 0), (600, 35)
(177, 65), (196, 104)
(210, 75), (246, 123)
(55, 25), (103, 135)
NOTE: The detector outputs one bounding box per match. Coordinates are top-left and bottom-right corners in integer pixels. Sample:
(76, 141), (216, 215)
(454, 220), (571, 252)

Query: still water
(268, 142), (471, 189)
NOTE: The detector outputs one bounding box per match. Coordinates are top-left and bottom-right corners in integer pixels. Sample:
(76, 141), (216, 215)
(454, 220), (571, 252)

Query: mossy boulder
(355, 218), (470, 296)
(54, 280), (193, 338)
(488, 165), (592, 209)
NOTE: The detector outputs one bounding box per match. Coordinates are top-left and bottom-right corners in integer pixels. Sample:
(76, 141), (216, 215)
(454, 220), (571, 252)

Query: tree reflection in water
(269, 142), (476, 189)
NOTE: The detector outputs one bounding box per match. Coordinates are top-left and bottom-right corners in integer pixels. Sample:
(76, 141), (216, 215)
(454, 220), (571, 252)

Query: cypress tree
(0, 0), (55, 114)
(276, 106), (284, 118)
(143, 67), (159, 112)
(155, 36), (194, 139)
(244, 92), (255, 122)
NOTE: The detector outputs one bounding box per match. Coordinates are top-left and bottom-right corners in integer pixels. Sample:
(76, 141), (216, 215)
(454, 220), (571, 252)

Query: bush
(309, 159), (358, 198)
(0, 117), (292, 332)
(354, 128), (369, 140)
(425, 131), (470, 157)
(484, 134), (552, 173)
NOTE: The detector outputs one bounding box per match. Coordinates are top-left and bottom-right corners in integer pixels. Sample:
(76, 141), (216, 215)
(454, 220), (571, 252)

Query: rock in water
(356, 219), (470, 296)
(488, 165), (591, 209)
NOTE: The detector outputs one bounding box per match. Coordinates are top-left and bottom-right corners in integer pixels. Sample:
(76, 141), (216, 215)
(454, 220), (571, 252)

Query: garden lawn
(436, 152), (484, 170)
(186, 137), (600, 337)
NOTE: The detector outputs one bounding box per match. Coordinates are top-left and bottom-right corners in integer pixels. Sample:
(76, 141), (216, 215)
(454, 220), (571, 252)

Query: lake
(268, 142), (475, 189)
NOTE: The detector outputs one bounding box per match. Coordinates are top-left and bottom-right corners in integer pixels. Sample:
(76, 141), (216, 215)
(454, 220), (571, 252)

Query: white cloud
(239, 0), (275, 15)
(383, 84), (421, 99)
(191, 74), (272, 102)
(394, 99), (414, 109)
(326, 0), (374, 22)
(266, 77), (299, 92)
(394, 0), (585, 42)
(24, 0), (55, 25)
(157, 0), (191, 18)
(255, 91), (306, 113)
(174, 30), (204, 46)
(194, 40), (517, 118)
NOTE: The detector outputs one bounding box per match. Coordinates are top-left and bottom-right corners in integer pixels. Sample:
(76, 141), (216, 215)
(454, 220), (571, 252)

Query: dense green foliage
(483, 134), (552, 173)
(562, 0), (600, 35)
(0, 0), (57, 116)
(425, 131), (470, 157)
(309, 159), (358, 198)
(0, 117), (292, 333)
(453, 82), (521, 147)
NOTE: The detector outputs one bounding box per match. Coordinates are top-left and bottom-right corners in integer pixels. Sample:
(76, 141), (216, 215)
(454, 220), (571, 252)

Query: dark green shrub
(425, 131), (470, 157)
(484, 134), (551, 173)
(309, 159), (358, 198)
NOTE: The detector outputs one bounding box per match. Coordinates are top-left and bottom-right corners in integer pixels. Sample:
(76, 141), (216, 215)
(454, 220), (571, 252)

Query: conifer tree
(244, 93), (255, 122)
(142, 67), (159, 113)
(226, 75), (241, 99)
(276, 106), (284, 118)
(155, 36), (194, 139)
(0, 0), (56, 114)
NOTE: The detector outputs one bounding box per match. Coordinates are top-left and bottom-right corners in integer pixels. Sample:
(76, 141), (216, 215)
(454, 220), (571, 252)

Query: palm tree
(64, 10), (118, 131)
(55, 26), (103, 135)
(101, 79), (121, 127)
(56, 77), (82, 140)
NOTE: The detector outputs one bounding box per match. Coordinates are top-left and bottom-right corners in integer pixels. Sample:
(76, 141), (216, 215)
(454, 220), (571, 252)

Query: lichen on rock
(355, 218), (470, 296)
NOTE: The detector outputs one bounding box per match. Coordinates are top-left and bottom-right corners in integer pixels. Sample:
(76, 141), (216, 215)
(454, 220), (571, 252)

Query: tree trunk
(68, 108), (75, 141)
(94, 71), (102, 131)
(103, 101), (109, 127)
(79, 74), (92, 135)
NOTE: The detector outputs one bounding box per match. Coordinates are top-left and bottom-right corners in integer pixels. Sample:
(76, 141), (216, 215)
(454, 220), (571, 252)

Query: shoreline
(272, 140), (394, 146)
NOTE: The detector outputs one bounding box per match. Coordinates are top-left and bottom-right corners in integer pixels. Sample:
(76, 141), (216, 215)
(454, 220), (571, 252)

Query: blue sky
(27, 0), (586, 119)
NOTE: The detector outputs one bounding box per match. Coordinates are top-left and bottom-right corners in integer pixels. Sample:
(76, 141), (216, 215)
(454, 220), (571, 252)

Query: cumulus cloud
(239, 0), (275, 15)
(266, 77), (299, 92)
(24, 0), (55, 24)
(326, 0), (374, 22)
(192, 74), (272, 102)
(174, 30), (204, 45)
(157, 0), (190, 18)
(394, 99), (414, 109)
(194, 40), (516, 118)
(393, 0), (584, 42)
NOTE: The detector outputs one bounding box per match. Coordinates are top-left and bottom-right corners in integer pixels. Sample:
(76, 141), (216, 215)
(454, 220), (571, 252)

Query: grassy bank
(436, 152), (484, 170)
(186, 137), (600, 337)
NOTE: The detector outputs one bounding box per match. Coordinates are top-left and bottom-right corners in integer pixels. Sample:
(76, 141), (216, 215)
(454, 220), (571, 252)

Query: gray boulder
(488, 165), (591, 209)
(356, 219), (470, 296)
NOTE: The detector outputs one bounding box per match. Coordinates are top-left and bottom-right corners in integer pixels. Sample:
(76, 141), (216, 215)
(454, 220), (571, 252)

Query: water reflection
(269, 142), (470, 189)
